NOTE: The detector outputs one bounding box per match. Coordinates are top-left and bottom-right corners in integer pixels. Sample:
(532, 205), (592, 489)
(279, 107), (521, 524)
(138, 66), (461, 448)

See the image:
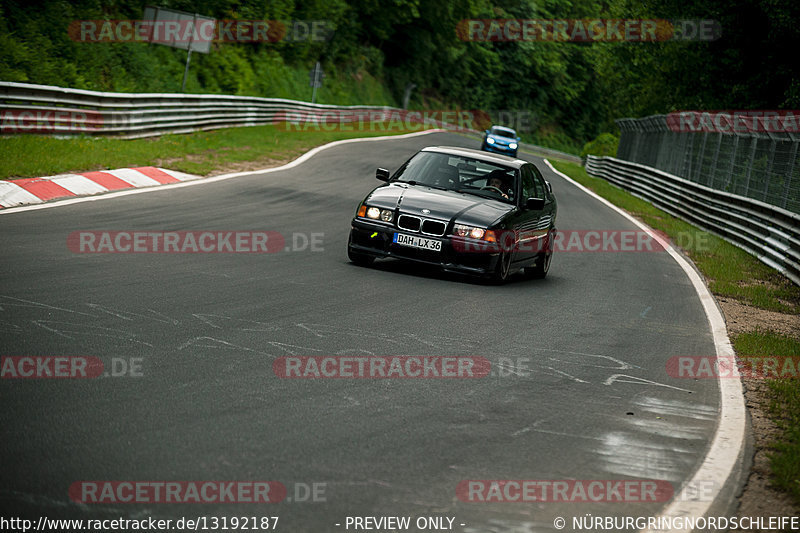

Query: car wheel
(348, 247), (374, 267)
(526, 250), (552, 279)
(492, 250), (513, 283)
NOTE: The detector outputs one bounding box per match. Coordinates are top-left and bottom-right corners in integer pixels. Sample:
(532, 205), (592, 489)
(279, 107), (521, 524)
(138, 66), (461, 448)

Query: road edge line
(543, 158), (746, 533)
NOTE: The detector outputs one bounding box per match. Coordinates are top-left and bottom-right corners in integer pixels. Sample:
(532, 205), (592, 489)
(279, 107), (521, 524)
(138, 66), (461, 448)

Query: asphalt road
(0, 131), (723, 532)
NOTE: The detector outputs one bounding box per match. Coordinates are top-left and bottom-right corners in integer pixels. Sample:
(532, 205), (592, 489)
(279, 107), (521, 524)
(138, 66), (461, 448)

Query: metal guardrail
(585, 155), (800, 286)
(0, 81), (399, 139)
(0, 82), (584, 163)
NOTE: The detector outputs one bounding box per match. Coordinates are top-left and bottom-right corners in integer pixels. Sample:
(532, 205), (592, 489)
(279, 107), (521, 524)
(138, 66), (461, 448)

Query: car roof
(491, 125), (516, 134)
(421, 146), (526, 168)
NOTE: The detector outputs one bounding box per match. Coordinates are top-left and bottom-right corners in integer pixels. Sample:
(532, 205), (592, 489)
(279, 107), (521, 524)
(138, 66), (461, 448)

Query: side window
(521, 165), (542, 199)
(530, 164), (549, 200)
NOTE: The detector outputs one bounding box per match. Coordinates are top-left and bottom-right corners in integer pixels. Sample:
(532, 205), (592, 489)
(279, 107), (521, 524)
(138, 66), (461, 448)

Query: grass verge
(733, 330), (800, 503)
(0, 124), (426, 180)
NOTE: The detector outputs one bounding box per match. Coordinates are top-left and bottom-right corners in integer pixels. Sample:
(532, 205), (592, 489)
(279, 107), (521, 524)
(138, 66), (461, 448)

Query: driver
(485, 171), (510, 199)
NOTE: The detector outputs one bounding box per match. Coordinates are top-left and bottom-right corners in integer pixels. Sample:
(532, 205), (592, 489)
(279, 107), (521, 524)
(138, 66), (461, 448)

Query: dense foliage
(1, 0), (797, 147)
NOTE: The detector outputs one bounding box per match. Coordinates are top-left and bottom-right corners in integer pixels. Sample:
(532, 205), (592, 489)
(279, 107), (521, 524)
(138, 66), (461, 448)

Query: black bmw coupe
(347, 146), (557, 282)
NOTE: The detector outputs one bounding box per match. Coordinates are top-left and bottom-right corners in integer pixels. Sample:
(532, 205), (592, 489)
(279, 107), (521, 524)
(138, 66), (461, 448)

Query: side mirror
(545, 181), (552, 193)
(516, 136), (521, 142)
(485, 130), (490, 135)
(525, 197), (545, 210)
(376, 168), (390, 181)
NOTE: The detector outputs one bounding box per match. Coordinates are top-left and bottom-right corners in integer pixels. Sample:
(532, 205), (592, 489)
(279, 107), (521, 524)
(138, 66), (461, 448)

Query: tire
(525, 250), (552, 279)
(492, 250), (513, 283)
(348, 247), (375, 267)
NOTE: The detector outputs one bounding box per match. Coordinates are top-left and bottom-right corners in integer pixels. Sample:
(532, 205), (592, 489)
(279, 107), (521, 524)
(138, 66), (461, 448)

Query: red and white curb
(0, 130), (447, 214)
(0, 167), (202, 208)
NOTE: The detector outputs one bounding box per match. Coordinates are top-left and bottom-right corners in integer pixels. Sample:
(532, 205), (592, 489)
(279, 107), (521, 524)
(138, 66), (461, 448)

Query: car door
(531, 162), (557, 231)
(515, 164), (549, 262)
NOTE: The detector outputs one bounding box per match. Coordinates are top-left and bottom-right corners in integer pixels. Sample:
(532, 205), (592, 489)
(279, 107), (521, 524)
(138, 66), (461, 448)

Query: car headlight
(486, 137), (496, 145)
(358, 205), (394, 223)
(509, 142), (518, 149)
(453, 224), (486, 240)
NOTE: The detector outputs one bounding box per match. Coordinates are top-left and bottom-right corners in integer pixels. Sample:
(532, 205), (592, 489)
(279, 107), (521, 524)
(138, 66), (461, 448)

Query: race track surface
(0, 132), (722, 532)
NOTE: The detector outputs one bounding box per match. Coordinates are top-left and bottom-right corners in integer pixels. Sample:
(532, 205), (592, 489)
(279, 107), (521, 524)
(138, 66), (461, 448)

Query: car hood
(366, 183), (514, 227)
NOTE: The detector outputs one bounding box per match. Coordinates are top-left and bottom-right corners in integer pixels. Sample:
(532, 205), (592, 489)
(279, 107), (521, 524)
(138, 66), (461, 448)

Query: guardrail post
(783, 142), (798, 210)
(762, 139), (777, 202)
(743, 137), (759, 197)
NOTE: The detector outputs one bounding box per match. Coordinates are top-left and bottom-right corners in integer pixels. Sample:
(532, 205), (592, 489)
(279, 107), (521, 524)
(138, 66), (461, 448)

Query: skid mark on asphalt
(177, 336), (278, 357)
(604, 374), (694, 393)
(0, 295), (97, 317)
(597, 432), (697, 482)
(191, 313), (278, 331)
(31, 320), (153, 346)
(540, 366), (589, 383)
(595, 396), (717, 481)
(529, 348), (635, 370)
(87, 303), (179, 324)
(295, 323), (475, 349)
(632, 396), (716, 421)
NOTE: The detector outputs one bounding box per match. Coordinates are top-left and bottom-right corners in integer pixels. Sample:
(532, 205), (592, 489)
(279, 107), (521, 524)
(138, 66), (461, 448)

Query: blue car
(481, 126), (520, 158)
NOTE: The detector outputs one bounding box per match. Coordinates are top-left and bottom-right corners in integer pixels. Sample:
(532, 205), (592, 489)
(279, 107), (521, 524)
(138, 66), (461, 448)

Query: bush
(581, 133), (619, 159)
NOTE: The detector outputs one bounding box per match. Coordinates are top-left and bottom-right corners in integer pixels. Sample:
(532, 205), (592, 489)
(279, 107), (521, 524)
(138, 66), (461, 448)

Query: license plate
(393, 233), (442, 252)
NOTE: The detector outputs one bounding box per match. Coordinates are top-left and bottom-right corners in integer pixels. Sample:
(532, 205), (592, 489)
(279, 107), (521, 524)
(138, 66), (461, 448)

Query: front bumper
(348, 218), (503, 276)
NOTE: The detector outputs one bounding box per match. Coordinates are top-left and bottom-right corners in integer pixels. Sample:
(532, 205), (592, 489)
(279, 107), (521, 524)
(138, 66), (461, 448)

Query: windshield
(491, 127), (516, 139)
(393, 151), (517, 203)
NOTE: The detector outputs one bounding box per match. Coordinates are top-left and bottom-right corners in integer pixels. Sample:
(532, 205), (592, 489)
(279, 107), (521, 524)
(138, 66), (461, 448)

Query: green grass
(520, 131), (582, 156)
(0, 123), (424, 179)
(549, 161), (800, 314)
(734, 330), (800, 503)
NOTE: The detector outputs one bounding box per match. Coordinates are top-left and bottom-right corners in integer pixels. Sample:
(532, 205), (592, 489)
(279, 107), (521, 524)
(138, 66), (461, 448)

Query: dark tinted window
(530, 163), (549, 200)
(392, 151), (517, 203)
(521, 165), (542, 199)
(490, 127), (516, 139)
